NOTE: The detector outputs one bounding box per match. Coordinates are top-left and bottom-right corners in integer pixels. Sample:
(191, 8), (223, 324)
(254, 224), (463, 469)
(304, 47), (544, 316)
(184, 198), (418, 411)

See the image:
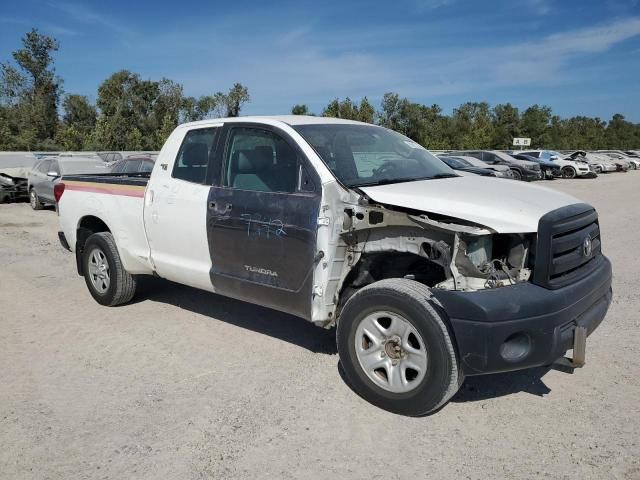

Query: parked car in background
(566, 151), (617, 174)
(510, 153), (561, 179)
(28, 156), (108, 210)
(437, 156), (497, 176)
(448, 150), (541, 181)
(110, 155), (156, 174)
(0, 173), (28, 203)
(0, 152), (34, 203)
(442, 155), (514, 178)
(597, 151), (639, 170)
(520, 150), (591, 178)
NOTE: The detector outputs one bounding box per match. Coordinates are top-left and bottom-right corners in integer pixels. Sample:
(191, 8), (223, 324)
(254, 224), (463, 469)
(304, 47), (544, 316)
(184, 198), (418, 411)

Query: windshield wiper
(429, 173), (459, 179)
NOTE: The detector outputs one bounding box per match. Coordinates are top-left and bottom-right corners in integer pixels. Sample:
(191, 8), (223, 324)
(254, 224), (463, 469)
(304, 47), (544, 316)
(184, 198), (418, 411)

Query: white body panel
(360, 175), (579, 233)
(143, 125), (217, 292)
(58, 189), (153, 274)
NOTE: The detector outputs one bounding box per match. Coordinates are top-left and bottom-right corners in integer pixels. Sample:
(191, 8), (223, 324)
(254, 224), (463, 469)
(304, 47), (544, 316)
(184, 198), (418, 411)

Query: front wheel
(83, 232), (137, 306)
(510, 168), (522, 181)
(562, 166), (577, 179)
(337, 279), (462, 416)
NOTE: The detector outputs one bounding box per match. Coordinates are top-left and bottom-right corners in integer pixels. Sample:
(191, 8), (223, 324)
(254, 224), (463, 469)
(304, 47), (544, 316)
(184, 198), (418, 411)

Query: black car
(438, 156), (496, 176)
(110, 156), (156, 174)
(511, 153), (561, 179)
(447, 150), (541, 181)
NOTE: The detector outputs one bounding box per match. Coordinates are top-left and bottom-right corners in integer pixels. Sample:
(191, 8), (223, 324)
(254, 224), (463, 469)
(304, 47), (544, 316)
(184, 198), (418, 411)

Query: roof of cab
(178, 115), (375, 129)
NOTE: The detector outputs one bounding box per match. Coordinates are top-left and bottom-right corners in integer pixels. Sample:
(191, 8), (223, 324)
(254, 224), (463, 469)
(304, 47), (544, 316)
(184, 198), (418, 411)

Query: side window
(111, 162), (125, 174)
(173, 128), (219, 184)
(224, 127), (299, 193)
(125, 160), (141, 172)
(483, 153), (496, 164)
(38, 160), (51, 173)
(50, 160), (60, 175)
(140, 160), (154, 173)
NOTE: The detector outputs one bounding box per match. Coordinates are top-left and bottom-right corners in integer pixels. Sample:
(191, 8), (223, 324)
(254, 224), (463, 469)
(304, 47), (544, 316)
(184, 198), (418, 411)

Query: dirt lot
(1, 173), (639, 480)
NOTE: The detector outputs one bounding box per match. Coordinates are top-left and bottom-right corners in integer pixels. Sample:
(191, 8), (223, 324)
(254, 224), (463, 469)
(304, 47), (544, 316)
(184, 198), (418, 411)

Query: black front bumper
(432, 255), (612, 376)
(522, 169), (543, 181)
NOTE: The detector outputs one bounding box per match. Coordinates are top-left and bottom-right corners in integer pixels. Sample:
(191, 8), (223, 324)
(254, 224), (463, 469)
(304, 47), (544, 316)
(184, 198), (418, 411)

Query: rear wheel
(562, 166), (577, 179)
(510, 168), (522, 181)
(83, 232), (137, 306)
(29, 189), (43, 210)
(337, 279), (462, 416)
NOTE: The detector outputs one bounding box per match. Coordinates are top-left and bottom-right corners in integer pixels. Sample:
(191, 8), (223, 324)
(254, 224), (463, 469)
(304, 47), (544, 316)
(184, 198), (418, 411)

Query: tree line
(1, 29), (639, 152)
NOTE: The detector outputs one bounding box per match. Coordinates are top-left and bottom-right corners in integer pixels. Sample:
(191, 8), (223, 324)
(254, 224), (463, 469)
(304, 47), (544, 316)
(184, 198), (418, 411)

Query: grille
(532, 203), (602, 289)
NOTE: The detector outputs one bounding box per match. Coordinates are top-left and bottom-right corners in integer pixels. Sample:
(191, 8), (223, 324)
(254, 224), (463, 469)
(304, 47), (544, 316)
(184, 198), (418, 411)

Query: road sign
(513, 137), (531, 146)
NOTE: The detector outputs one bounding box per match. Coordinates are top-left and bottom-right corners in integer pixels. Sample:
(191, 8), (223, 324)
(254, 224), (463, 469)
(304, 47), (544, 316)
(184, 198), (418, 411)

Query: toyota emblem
(582, 236), (593, 257)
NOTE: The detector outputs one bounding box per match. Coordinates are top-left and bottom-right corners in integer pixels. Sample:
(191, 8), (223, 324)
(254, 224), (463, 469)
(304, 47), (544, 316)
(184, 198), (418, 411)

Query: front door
(207, 124), (321, 319)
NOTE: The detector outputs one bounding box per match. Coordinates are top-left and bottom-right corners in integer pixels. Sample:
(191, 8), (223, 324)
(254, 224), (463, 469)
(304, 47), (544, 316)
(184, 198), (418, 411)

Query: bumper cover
(432, 255), (612, 376)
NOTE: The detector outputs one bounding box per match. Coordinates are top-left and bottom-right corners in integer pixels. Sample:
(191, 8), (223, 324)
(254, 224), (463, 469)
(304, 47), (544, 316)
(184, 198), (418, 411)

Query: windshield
(293, 124), (455, 187)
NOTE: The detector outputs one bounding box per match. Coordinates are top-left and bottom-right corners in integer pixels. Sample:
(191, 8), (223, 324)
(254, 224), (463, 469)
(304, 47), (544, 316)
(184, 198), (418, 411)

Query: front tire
(562, 166), (577, 179)
(83, 232), (137, 306)
(30, 189), (43, 210)
(337, 279), (462, 416)
(510, 168), (522, 181)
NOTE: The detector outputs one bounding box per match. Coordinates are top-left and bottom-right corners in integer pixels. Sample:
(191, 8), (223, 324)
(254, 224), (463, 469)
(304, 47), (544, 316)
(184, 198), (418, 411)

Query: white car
(597, 151), (639, 170)
(55, 116), (612, 416)
(571, 152), (617, 174)
(521, 150), (592, 178)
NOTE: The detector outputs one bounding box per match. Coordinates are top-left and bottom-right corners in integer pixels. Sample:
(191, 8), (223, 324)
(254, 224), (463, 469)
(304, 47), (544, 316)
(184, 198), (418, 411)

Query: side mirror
(47, 171), (59, 178)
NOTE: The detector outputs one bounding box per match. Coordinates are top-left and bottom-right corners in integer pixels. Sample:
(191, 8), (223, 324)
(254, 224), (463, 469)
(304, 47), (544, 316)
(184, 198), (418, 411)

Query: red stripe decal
(65, 184), (145, 198)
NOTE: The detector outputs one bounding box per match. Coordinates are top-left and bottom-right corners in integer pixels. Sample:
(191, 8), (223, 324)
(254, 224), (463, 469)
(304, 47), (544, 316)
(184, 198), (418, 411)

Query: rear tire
(337, 279), (462, 416)
(30, 189), (43, 210)
(562, 166), (577, 179)
(83, 232), (137, 306)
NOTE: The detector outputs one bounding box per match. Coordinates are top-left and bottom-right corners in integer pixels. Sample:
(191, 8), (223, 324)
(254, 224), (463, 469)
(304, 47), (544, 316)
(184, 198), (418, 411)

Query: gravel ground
(1, 173), (639, 480)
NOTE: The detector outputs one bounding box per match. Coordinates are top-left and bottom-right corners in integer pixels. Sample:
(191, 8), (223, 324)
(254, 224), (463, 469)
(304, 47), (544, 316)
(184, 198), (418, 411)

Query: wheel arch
(75, 215), (112, 276)
(336, 250), (448, 321)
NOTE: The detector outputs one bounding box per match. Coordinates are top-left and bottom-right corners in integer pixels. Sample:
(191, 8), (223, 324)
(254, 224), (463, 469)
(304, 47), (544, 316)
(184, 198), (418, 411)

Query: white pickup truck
(56, 116), (612, 415)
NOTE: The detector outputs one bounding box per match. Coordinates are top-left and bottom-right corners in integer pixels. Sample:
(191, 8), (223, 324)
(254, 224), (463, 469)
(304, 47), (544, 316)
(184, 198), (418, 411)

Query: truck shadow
(452, 367), (552, 403)
(135, 278), (554, 403)
(135, 277), (337, 355)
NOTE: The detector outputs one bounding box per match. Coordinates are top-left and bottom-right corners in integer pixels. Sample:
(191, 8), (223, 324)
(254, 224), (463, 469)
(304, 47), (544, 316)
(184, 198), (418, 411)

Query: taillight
(54, 182), (65, 202)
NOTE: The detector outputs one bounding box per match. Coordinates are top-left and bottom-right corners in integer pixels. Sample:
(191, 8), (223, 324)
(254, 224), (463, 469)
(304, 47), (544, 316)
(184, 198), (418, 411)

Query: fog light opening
(500, 332), (531, 362)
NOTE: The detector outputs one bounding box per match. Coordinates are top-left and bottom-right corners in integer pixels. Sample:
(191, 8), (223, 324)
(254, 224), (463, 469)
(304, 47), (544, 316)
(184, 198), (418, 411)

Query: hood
(359, 176), (581, 233)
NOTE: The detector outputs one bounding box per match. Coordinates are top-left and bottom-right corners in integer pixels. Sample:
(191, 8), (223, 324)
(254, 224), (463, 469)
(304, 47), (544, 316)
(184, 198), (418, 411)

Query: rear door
(143, 126), (222, 291)
(207, 123), (321, 319)
(40, 159), (60, 202)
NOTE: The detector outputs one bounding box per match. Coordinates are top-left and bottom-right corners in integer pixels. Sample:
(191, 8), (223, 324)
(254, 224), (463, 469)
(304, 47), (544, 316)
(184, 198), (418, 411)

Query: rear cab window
(173, 128), (220, 184)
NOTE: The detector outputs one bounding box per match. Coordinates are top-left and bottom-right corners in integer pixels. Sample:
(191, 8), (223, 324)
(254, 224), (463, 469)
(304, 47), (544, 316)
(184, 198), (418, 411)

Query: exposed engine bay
(334, 196), (535, 314)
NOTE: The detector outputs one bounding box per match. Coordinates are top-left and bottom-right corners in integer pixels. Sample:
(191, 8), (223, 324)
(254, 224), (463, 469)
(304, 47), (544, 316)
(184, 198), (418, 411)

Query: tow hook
(553, 326), (587, 373)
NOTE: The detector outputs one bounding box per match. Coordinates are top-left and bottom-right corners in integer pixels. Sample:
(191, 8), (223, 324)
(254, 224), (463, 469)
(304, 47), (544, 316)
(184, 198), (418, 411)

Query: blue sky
(1, 0), (639, 120)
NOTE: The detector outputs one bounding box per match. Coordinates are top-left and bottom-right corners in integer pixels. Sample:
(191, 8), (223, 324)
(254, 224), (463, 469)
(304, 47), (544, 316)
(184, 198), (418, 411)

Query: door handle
(208, 202), (232, 213)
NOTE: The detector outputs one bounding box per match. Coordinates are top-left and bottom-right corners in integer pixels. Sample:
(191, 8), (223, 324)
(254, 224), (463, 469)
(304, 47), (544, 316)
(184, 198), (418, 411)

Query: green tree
(450, 102), (493, 149)
(0, 29), (62, 149)
(491, 103), (520, 149)
(291, 104), (309, 115)
(521, 105), (552, 147)
(322, 97), (376, 123)
(222, 83), (250, 117)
